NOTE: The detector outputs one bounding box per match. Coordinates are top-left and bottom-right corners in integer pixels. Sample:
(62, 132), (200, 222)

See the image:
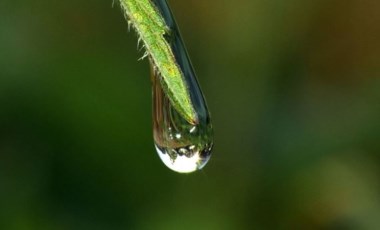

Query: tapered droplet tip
(188, 113), (199, 126)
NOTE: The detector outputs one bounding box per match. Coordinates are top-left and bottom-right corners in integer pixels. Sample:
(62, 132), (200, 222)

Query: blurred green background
(1, 0), (379, 229)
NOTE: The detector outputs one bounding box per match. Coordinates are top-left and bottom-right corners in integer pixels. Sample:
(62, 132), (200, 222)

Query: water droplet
(151, 0), (213, 173)
(152, 71), (213, 173)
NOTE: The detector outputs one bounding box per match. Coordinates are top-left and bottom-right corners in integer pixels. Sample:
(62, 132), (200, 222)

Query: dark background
(1, 0), (379, 229)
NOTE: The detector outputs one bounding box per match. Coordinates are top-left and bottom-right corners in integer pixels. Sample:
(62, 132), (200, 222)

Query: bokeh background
(1, 0), (379, 229)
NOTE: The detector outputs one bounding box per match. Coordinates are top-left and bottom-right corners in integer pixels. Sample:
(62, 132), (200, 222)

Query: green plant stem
(119, 0), (197, 124)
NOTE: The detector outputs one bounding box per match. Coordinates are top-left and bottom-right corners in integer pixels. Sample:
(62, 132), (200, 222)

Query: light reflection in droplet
(155, 145), (209, 173)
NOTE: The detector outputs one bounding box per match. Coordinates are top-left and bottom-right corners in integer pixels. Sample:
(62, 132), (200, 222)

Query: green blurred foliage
(0, 0), (379, 229)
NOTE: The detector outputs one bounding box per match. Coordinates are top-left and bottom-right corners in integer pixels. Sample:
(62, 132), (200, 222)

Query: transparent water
(151, 0), (213, 173)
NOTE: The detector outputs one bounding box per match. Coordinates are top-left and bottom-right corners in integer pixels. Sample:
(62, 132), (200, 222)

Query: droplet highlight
(151, 0), (213, 173)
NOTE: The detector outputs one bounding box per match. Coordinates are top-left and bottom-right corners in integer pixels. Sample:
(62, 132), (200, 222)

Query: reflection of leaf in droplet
(119, 0), (197, 124)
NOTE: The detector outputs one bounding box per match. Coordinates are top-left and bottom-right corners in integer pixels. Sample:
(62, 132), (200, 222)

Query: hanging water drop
(151, 0), (213, 173)
(152, 70), (213, 173)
